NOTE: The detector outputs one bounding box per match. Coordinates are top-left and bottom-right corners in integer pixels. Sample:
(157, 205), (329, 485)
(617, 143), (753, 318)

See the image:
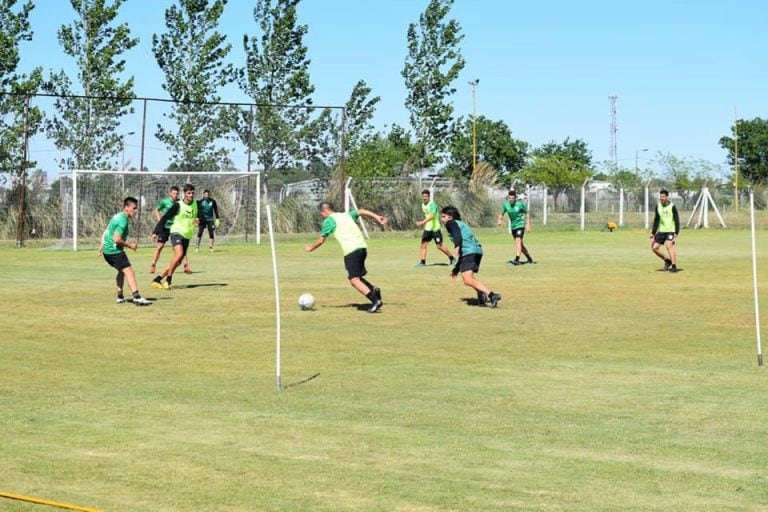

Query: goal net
(58, 170), (262, 250)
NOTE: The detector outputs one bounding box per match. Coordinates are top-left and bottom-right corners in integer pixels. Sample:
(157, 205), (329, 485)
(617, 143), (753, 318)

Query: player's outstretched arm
(304, 236), (326, 252)
(357, 208), (388, 226)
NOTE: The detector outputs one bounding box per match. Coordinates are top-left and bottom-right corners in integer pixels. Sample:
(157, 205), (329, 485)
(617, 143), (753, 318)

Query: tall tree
(153, 0), (235, 172)
(522, 138), (593, 209)
(719, 117), (768, 185)
(402, 0), (464, 170)
(238, 0), (314, 191)
(0, 0), (44, 178)
(447, 115), (528, 181)
(47, 0), (138, 171)
(341, 79), (380, 153)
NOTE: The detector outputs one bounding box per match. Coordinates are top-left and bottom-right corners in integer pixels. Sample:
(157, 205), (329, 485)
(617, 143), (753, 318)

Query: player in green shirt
(195, 189), (221, 252)
(99, 197), (152, 306)
(650, 189), (680, 272)
(415, 189), (455, 267)
(441, 205), (501, 308)
(497, 189), (535, 265)
(304, 202), (388, 313)
(151, 183), (206, 290)
(149, 185), (191, 275)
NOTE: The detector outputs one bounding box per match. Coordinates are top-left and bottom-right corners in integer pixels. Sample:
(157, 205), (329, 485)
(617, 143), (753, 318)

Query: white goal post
(65, 169), (262, 251)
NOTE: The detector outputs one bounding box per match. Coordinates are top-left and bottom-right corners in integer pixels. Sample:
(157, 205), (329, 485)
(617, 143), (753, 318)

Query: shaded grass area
(2, 227), (768, 511)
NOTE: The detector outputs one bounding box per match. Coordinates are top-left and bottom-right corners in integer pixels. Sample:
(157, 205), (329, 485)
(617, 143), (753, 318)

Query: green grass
(2, 227), (768, 511)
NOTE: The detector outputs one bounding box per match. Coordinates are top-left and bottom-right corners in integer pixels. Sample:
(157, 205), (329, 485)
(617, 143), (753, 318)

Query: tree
(522, 138), (593, 209)
(153, 0), (235, 172)
(402, 0), (464, 169)
(0, 0), (44, 178)
(341, 79), (380, 153)
(47, 0), (138, 171)
(447, 115), (528, 181)
(719, 117), (768, 185)
(238, 0), (314, 191)
(655, 152), (720, 209)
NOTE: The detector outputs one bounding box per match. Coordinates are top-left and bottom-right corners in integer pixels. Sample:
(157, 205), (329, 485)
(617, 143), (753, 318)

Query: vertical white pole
(644, 184), (650, 229)
(703, 187), (710, 229)
(344, 177), (352, 211)
(72, 169), (78, 251)
(543, 186), (548, 225)
(348, 190), (370, 239)
(256, 171), (261, 245)
(749, 191), (763, 366)
(266, 205), (282, 390)
(580, 184), (586, 231)
(619, 187), (625, 226)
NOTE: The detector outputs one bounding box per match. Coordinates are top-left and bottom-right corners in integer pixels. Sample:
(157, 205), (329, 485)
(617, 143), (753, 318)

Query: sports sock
(420, 259), (426, 264)
(117, 292), (125, 300)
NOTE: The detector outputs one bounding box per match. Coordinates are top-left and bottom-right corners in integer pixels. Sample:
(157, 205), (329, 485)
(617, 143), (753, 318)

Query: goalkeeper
(195, 189), (221, 252)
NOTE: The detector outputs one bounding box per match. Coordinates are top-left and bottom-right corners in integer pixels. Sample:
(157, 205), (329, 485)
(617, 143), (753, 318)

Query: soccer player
(441, 205), (501, 308)
(99, 197), (152, 306)
(497, 189), (534, 265)
(650, 189), (680, 272)
(414, 189), (455, 267)
(195, 189), (220, 252)
(304, 202), (388, 313)
(150, 183), (205, 290)
(149, 185), (191, 275)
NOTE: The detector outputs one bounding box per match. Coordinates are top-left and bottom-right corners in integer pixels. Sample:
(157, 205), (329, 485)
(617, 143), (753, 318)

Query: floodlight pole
(468, 79), (479, 174)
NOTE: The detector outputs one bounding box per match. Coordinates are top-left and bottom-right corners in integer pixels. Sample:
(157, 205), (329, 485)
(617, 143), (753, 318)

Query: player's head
(182, 183), (195, 203)
(203, 189), (211, 198)
(508, 190), (517, 200)
(169, 185), (180, 200)
(123, 196), (139, 217)
(659, 189), (669, 205)
(318, 202), (335, 218)
(440, 205), (461, 222)
(421, 190), (430, 202)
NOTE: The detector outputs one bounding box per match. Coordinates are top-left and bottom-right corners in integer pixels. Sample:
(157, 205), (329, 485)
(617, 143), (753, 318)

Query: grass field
(2, 227), (768, 511)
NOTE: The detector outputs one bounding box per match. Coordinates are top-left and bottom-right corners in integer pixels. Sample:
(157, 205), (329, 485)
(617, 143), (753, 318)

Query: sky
(18, 0), (768, 175)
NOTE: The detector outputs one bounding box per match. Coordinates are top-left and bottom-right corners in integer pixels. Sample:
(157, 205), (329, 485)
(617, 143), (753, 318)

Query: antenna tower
(608, 94), (618, 168)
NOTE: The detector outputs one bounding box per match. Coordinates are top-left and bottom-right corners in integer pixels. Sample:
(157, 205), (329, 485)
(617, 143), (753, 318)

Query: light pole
(635, 148), (648, 175)
(121, 131), (136, 172)
(468, 79), (479, 174)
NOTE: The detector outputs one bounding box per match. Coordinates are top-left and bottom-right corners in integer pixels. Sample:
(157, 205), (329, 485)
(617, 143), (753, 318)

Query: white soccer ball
(298, 293), (315, 311)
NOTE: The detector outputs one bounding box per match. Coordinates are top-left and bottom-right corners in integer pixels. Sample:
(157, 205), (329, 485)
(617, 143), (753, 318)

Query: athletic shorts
(170, 233), (191, 255)
(511, 227), (526, 239)
(103, 251), (131, 271)
(421, 230), (444, 244)
(197, 220), (215, 238)
(156, 227), (171, 244)
(457, 252), (482, 274)
(653, 232), (675, 245)
(343, 248), (368, 279)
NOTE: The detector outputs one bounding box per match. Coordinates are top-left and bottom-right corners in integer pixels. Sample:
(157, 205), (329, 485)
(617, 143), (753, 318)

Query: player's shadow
(459, 297), (486, 306)
(282, 372), (320, 390)
(172, 283), (229, 289)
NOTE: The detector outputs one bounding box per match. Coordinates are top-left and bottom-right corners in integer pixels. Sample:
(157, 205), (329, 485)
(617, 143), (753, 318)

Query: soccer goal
(59, 169), (262, 251)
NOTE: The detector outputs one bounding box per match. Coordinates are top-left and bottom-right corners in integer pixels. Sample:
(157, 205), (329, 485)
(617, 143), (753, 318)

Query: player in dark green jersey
(650, 189), (680, 272)
(195, 189), (221, 252)
(415, 189), (455, 267)
(497, 190), (534, 265)
(441, 205), (501, 308)
(99, 197), (152, 306)
(151, 184), (206, 290)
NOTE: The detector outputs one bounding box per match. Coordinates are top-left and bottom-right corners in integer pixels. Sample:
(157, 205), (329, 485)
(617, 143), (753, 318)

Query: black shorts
(197, 220), (215, 238)
(103, 251), (131, 271)
(654, 232), (675, 245)
(421, 230), (444, 244)
(156, 227), (171, 244)
(343, 248), (368, 279)
(511, 227), (525, 239)
(457, 252), (482, 274)
(170, 233), (191, 255)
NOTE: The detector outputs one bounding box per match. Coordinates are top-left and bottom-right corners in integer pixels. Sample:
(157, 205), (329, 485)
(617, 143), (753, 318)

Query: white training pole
(344, 177), (352, 211)
(347, 189), (370, 239)
(429, 176), (437, 200)
(619, 187), (625, 226)
(256, 171), (261, 245)
(579, 182), (587, 231)
(644, 184), (650, 229)
(266, 205), (282, 390)
(543, 186), (548, 225)
(749, 191), (763, 366)
(72, 169), (78, 251)
(686, 189), (705, 227)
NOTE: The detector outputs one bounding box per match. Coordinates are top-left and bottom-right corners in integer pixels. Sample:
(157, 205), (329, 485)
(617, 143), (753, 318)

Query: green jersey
(170, 200), (199, 239)
(421, 200), (440, 231)
(501, 199), (527, 230)
(320, 210), (366, 256)
(102, 211), (129, 255)
(156, 196), (176, 229)
(199, 197), (218, 221)
(445, 219), (482, 256)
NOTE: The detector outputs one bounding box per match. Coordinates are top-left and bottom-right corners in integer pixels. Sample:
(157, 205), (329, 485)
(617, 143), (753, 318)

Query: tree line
(1, 0), (766, 199)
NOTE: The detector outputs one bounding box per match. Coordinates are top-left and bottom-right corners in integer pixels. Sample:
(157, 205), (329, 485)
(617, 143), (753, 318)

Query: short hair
(124, 196), (138, 207)
(441, 205), (461, 220)
(318, 202), (334, 211)
(508, 190), (517, 196)
(169, 185), (180, 192)
(660, 189), (669, 196)
(203, 189), (210, 194)
(421, 189), (431, 196)
(183, 183), (195, 192)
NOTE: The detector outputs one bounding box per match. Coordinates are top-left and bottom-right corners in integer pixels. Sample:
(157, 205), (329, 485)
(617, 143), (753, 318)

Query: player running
(149, 185), (191, 275)
(414, 189), (455, 267)
(497, 189), (535, 265)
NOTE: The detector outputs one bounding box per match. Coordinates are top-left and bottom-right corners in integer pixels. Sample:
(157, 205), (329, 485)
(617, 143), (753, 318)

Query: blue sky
(19, 0), (767, 174)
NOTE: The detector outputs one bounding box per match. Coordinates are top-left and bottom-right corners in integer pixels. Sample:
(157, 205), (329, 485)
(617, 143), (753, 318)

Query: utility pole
(609, 94), (618, 170)
(468, 79), (479, 174)
(734, 107), (739, 212)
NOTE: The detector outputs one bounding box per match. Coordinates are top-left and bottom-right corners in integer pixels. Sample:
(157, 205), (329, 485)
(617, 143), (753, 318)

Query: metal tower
(608, 94), (618, 168)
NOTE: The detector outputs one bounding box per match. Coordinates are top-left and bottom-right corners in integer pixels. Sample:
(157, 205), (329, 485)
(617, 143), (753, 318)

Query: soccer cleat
(664, 258), (672, 271)
(183, 264), (192, 274)
(488, 293), (502, 308)
(414, 262), (426, 268)
(373, 287), (382, 302)
(151, 281), (163, 289)
(669, 265), (679, 273)
(116, 297), (126, 304)
(368, 298), (383, 313)
(149, 263), (156, 274)
(508, 259), (520, 266)
(162, 281), (172, 290)
(526, 258), (536, 265)
(195, 246), (200, 253)
(449, 256), (456, 265)
(133, 297), (153, 306)
(209, 247), (214, 253)
(477, 292), (487, 306)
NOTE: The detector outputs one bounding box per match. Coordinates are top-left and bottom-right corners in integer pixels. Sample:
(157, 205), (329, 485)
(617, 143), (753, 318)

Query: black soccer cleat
(488, 293), (501, 308)
(368, 298), (383, 313)
(477, 291), (487, 306)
